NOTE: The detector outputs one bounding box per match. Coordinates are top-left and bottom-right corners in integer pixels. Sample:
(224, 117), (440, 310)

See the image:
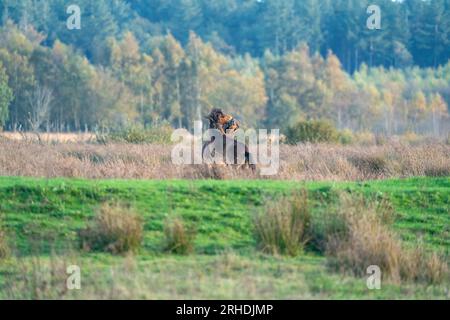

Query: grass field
(1, 139), (449, 180)
(0, 176), (448, 299)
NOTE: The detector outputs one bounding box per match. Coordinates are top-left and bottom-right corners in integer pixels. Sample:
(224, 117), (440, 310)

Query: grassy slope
(0, 177), (449, 299)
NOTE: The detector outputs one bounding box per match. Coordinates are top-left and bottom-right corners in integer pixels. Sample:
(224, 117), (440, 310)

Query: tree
(323, 51), (354, 129)
(28, 84), (52, 132)
(0, 22), (37, 130)
(0, 61), (13, 128)
(88, 67), (137, 128)
(264, 44), (328, 130)
(107, 32), (154, 125)
(429, 93), (448, 136)
(172, 0), (204, 43)
(410, 91), (427, 132)
(160, 33), (185, 127)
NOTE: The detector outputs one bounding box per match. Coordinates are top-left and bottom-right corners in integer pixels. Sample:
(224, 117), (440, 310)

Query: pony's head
(205, 109), (239, 133)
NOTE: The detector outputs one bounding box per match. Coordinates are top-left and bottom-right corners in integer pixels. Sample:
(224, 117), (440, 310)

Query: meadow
(0, 173), (448, 299)
(1, 0), (450, 302)
(0, 137), (449, 180)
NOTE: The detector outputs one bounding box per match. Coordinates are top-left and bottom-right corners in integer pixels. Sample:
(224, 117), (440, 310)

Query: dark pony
(203, 109), (255, 170)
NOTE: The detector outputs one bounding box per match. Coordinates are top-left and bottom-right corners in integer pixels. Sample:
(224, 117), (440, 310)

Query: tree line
(0, 1), (449, 136)
(2, 0), (450, 71)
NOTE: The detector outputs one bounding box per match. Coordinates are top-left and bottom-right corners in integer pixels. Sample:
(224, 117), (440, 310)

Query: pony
(202, 109), (256, 170)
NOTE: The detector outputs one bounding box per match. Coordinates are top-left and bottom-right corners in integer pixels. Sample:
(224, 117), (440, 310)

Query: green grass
(0, 176), (449, 299)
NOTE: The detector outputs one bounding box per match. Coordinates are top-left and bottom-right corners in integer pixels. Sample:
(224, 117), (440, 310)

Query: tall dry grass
(0, 132), (95, 143)
(0, 138), (449, 180)
(0, 216), (10, 259)
(0, 252), (313, 299)
(255, 192), (448, 284)
(324, 194), (448, 284)
(79, 203), (143, 254)
(163, 217), (196, 255)
(254, 191), (311, 256)
(4, 254), (72, 299)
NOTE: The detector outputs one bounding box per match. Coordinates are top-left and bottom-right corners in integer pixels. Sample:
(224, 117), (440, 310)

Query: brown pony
(203, 109), (255, 170)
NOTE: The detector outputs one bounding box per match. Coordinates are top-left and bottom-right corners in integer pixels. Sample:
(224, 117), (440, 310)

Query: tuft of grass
(195, 164), (228, 180)
(399, 243), (449, 285)
(254, 190), (311, 256)
(424, 164), (450, 177)
(79, 203), (143, 254)
(323, 194), (448, 284)
(0, 219), (10, 259)
(348, 153), (388, 176)
(163, 217), (196, 255)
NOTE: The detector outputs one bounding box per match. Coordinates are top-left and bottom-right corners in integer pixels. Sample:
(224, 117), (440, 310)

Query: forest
(0, 1), (450, 302)
(0, 0), (449, 136)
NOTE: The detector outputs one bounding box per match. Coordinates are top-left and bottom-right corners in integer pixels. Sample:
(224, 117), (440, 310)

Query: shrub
(195, 164), (228, 180)
(254, 190), (311, 256)
(286, 120), (339, 145)
(400, 243), (449, 284)
(308, 209), (347, 254)
(4, 254), (72, 299)
(97, 124), (173, 144)
(424, 163), (450, 177)
(79, 203), (143, 254)
(400, 132), (424, 145)
(0, 219), (10, 259)
(338, 129), (354, 145)
(349, 153), (388, 176)
(164, 217), (196, 255)
(323, 194), (448, 284)
(353, 131), (376, 145)
(325, 199), (403, 280)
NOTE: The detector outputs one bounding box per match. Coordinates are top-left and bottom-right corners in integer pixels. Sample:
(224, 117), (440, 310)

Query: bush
(353, 131), (376, 146)
(254, 190), (311, 256)
(338, 129), (354, 145)
(349, 153), (388, 176)
(164, 217), (196, 255)
(286, 120), (339, 144)
(400, 243), (449, 284)
(0, 220), (10, 259)
(322, 194), (448, 284)
(424, 163), (450, 177)
(400, 132), (424, 145)
(79, 203), (143, 254)
(97, 124), (173, 144)
(4, 254), (73, 299)
(325, 197), (403, 280)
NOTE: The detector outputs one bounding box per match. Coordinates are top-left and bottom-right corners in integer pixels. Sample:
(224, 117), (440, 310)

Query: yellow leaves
(367, 85), (380, 101)
(412, 91), (427, 113)
(382, 90), (394, 108)
(429, 93), (448, 116)
(202, 66), (267, 127)
(0, 22), (35, 55)
(163, 33), (185, 67)
(326, 51), (342, 70)
(325, 51), (351, 93)
(52, 40), (69, 64)
(121, 32), (140, 62)
(109, 32), (144, 74)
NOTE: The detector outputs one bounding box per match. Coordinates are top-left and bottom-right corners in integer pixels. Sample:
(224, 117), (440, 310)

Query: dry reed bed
(0, 132), (95, 143)
(0, 138), (449, 180)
